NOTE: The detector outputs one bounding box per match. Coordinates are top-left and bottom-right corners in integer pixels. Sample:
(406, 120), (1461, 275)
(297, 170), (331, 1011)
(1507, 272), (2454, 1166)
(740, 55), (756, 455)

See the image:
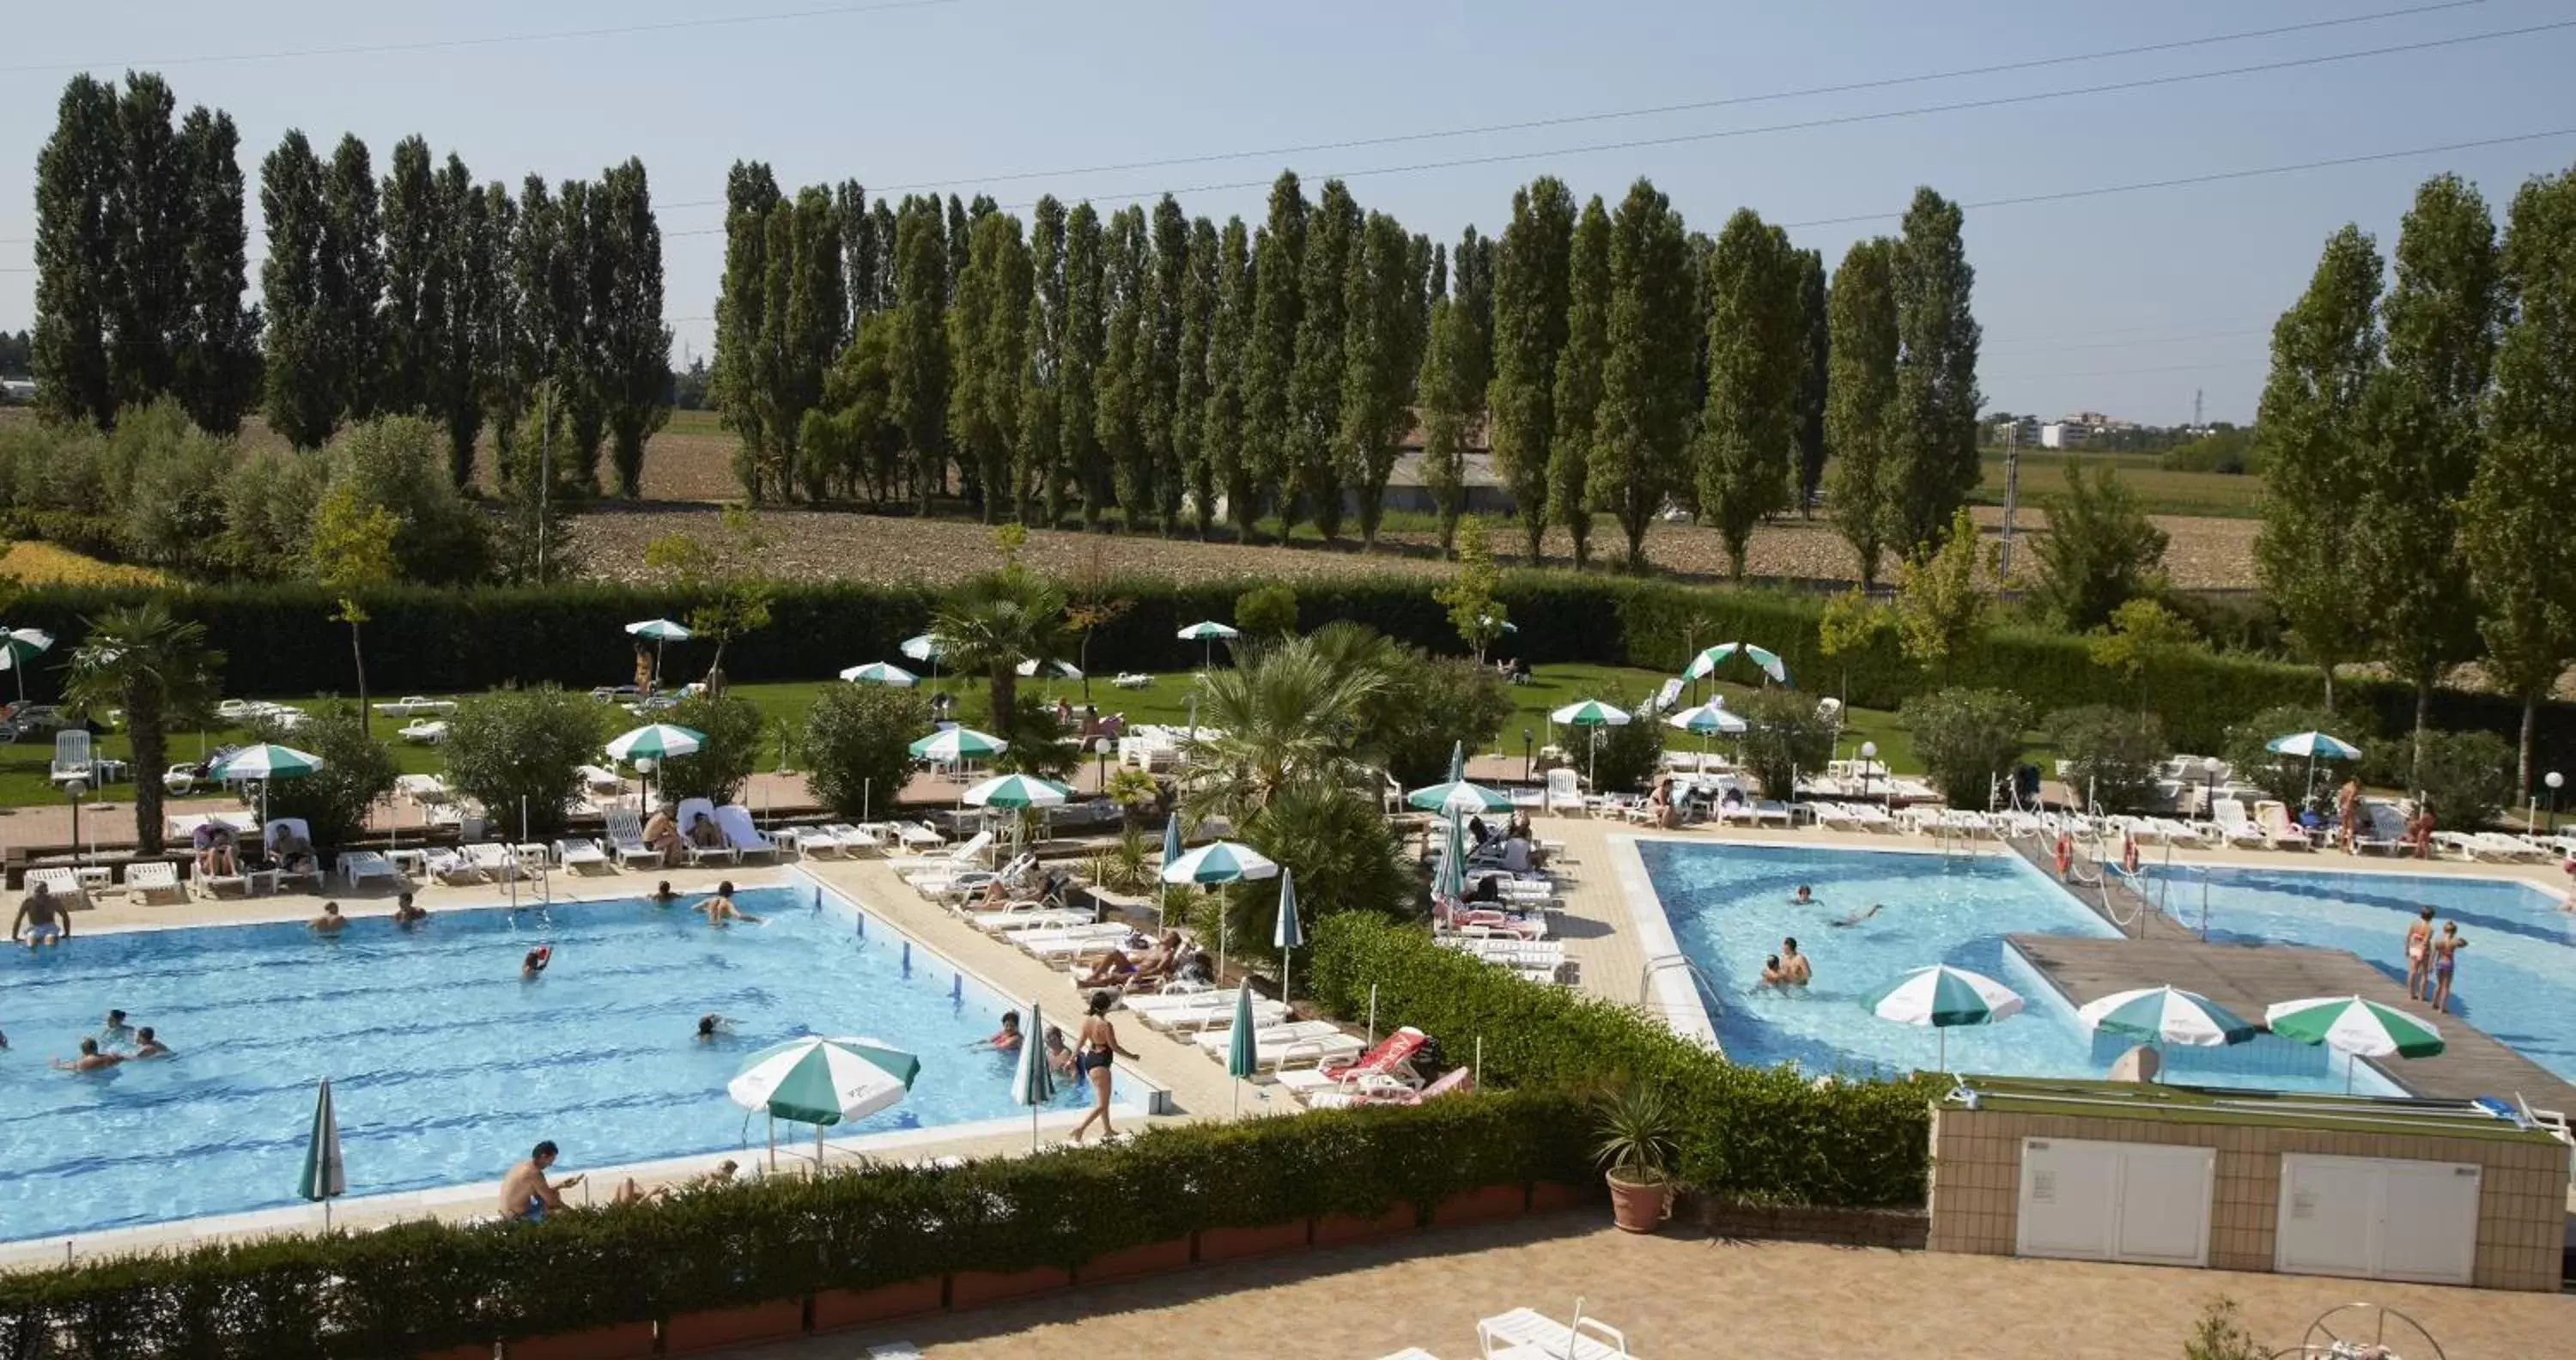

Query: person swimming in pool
(695, 1013), (729, 1042)
(522, 944), (553, 979)
(1831, 903), (1886, 928)
(98, 1010), (135, 1049)
(1779, 938), (1812, 986)
(131, 1027), (171, 1059)
(980, 1011), (1024, 1053)
(647, 881), (682, 908)
(310, 902), (347, 934)
(1760, 955), (1789, 987)
(1789, 884), (1815, 905)
(52, 1038), (124, 1073)
(696, 882), (763, 926)
(393, 893), (428, 928)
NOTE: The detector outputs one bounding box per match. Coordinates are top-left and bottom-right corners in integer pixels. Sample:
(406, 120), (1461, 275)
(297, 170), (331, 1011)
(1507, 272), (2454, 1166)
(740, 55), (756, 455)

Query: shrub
(1233, 580), (1298, 637)
(442, 686), (606, 840)
(2221, 702), (2372, 807)
(1899, 688), (2032, 811)
(1583, 695), (1667, 795)
(802, 683), (928, 819)
(1369, 647), (1514, 787)
(325, 416), (491, 585)
(2044, 706), (2171, 813)
(244, 701), (396, 847)
(1235, 779), (1417, 977)
(652, 694), (766, 804)
(2407, 728), (2515, 828)
(1735, 689), (1834, 801)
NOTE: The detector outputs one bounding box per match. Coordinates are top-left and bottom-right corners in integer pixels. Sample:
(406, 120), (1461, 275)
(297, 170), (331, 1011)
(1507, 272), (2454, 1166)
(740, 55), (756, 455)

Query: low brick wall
(1688, 1196), (1929, 1249)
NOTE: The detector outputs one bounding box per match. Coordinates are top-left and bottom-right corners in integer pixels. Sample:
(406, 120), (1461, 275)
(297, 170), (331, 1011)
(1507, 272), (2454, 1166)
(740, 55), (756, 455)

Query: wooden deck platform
(2008, 933), (2576, 1110)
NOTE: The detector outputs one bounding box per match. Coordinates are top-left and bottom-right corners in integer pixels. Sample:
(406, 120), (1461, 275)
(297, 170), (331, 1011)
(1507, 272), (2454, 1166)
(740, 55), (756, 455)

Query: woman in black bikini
(1068, 991), (1139, 1144)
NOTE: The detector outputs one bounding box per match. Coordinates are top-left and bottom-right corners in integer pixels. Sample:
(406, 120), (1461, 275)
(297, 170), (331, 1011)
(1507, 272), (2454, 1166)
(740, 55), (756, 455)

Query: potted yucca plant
(1592, 1084), (1678, 1233)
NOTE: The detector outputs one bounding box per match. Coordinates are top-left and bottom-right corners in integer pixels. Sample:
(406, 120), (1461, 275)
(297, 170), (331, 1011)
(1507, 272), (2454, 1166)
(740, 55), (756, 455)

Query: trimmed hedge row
(9, 570), (2567, 767)
(1306, 913), (1943, 1208)
(0, 1093), (1587, 1360)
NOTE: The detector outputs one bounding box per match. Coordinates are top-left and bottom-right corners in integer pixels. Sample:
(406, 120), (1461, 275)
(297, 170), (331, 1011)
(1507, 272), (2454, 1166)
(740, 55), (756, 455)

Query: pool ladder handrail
(1639, 951), (1722, 1018)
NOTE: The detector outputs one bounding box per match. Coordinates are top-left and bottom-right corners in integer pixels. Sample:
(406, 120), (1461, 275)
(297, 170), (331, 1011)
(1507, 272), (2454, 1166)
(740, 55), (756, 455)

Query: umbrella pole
(817, 1121), (825, 1175)
(768, 1114), (776, 1173)
(1938, 1026), (1947, 1074)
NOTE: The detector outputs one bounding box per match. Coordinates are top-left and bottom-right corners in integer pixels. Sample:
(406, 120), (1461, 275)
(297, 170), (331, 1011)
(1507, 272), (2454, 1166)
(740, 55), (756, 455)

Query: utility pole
(1998, 419), (2021, 578)
(2193, 387), (2204, 432)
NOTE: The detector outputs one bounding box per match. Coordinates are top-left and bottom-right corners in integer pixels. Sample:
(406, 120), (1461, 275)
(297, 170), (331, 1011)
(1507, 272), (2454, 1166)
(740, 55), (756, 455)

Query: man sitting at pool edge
(501, 1140), (583, 1223)
(13, 882), (69, 948)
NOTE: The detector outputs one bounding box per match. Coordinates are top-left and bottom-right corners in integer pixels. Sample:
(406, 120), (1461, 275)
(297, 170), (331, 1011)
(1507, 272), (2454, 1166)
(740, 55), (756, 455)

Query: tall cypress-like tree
(173, 106), (259, 434)
(1489, 177), (1577, 563)
(1417, 294), (1473, 554)
(1097, 205), (1153, 527)
(2253, 225), (2382, 703)
(869, 200), (899, 312)
(108, 73), (185, 413)
(949, 209), (1030, 522)
(1175, 215), (1221, 537)
(835, 179), (876, 328)
(258, 129), (337, 448)
(1061, 202), (1109, 526)
(1792, 247), (1830, 516)
(1591, 178), (1693, 569)
(559, 178), (612, 491)
(597, 158), (671, 498)
(2464, 169), (2576, 797)
(319, 134), (385, 423)
(1824, 238), (1900, 586)
(889, 194), (948, 508)
(475, 180), (524, 473)
(1696, 208), (1806, 579)
(1343, 209), (1423, 550)
(2363, 173), (2500, 750)
(430, 154), (489, 482)
(1548, 194), (1610, 568)
(767, 185), (843, 500)
(33, 75), (121, 427)
(1886, 186), (1981, 555)
(710, 161), (784, 499)
(378, 135), (444, 417)
(1242, 173), (1308, 537)
(1146, 195), (1191, 533)
(1452, 224), (1495, 401)
(945, 194), (971, 303)
(1291, 179), (1361, 540)
(1018, 197), (1067, 525)
(1205, 216), (1255, 538)
(507, 174), (568, 489)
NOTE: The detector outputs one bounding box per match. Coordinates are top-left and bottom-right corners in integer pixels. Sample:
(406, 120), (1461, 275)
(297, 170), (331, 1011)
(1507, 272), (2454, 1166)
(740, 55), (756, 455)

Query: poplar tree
(945, 194), (971, 302)
(1793, 247), (1830, 516)
(597, 158), (671, 498)
(173, 106), (259, 434)
(1825, 239), (1900, 586)
(1061, 202), (1108, 525)
(1205, 217), (1255, 538)
(1591, 178), (1693, 569)
(1696, 208), (1805, 579)
(889, 195), (947, 508)
(1548, 194), (1610, 568)
(869, 199), (898, 311)
(1018, 197), (1067, 524)
(108, 73), (185, 412)
(2253, 225), (2382, 703)
(710, 161), (784, 499)
(320, 134), (385, 422)
(1886, 186), (1982, 555)
(1242, 173), (1308, 537)
(1291, 179), (1361, 540)
(1489, 177), (1576, 563)
(32, 75), (120, 427)
(507, 174), (569, 489)
(378, 135), (444, 416)
(2464, 169), (2576, 796)
(1451, 224), (1495, 399)
(1146, 195), (1191, 533)
(1176, 215), (1221, 537)
(1343, 209), (1423, 550)
(949, 209), (1030, 522)
(431, 154), (489, 481)
(560, 178), (612, 491)
(1097, 205), (1153, 527)
(258, 130), (337, 448)
(1417, 294), (1473, 554)
(2362, 173), (2500, 749)
(835, 179), (878, 325)
(475, 180), (525, 472)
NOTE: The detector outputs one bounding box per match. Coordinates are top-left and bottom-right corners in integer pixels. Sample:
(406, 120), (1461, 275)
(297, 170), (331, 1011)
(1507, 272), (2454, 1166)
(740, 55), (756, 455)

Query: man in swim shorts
(500, 1140), (583, 1222)
(1779, 937), (1813, 986)
(13, 883), (68, 948)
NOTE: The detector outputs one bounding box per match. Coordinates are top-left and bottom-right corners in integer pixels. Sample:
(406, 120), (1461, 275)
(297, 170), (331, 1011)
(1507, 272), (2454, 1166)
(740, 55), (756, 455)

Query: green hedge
(1307, 914), (1941, 1207)
(0, 1093), (1587, 1360)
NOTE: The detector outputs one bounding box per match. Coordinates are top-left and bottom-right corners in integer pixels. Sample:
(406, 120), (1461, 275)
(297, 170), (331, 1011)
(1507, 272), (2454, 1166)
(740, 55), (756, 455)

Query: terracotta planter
(1431, 1184), (1528, 1227)
(948, 1265), (1072, 1310)
(1606, 1173), (1672, 1234)
(1313, 1205), (1419, 1246)
(1528, 1181), (1601, 1215)
(499, 1321), (658, 1360)
(662, 1298), (807, 1353)
(811, 1278), (945, 1332)
(1076, 1237), (1193, 1284)
(1194, 1220), (1311, 1263)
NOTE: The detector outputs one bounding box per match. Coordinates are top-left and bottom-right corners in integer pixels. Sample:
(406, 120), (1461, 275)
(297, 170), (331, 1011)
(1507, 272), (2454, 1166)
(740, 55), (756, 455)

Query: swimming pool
(2141, 863), (2576, 1083)
(0, 882), (1133, 1243)
(1637, 841), (2394, 1093)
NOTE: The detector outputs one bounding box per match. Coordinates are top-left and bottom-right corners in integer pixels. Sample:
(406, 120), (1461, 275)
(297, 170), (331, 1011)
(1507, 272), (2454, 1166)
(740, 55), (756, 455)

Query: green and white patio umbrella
(1407, 779), (1514, 815)
(624, 618), (691, 691)
(1863, 965), (2025, 1072)
(1165, 840), (1278, 979)
(1011, 999), (1057, 1150)
(605, 723), (705, 762)
(961, 773), (1072, 809)
(1664, 701), (1747, 736)
(1178, 619), (1241, 667)
(1225, 982), (1260, 1116)
(909, 726), (1009, 762)
(0, 627), (53, 704)
(2266, 730), (2363, 798)
(728, 1035), (920, 1170)
(211, 743), (325, 823)
(2078, 986), (2257, 1047)
(1682, 641), (1790, 686)
(296, 1076), (346, 1230)
(839, 661), (919, 686)
(899, 634), (944, 684)
(1550, 699), (1631, 795)
(2264, 995), (2444, 1090)
(1158, 811), (1184, 928)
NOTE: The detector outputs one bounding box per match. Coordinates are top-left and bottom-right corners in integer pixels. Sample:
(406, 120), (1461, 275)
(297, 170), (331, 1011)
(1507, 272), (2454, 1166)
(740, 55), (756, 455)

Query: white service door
(2278, 1154), (2482, 1285)
(2016, 1138), (2215, 1266)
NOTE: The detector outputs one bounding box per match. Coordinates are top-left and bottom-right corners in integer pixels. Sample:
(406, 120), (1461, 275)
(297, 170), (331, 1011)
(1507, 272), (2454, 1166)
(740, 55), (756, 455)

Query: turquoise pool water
(2142, 864), (2576, 1082)
(0, 883), (1121, 1243)
(1639, 841), (2393, 1092)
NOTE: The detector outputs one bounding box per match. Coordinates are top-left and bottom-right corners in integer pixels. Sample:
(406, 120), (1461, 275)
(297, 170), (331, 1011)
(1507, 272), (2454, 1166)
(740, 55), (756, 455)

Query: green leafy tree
(644, 505), (775, 689)
(653, 693), (766, 804)
(1175, 215), (1222, 537)
(889, 195), (949, 509)
(378, 135), (444, 417)
(1205, 216), (1255, 537)
(1450, 224), (1496, 400)
(1343, 209), (1425, 550)
(259, 129), (338, 448)
(326, 415), (492, 583)
(804, 683), (930, 819)
(1018, 196), (1067, 524)
(2045, 707), (2172, 814)
(1696, 208), (1805, 579)
(1592, 178), (1694, 569)
(1547, 195), (1611, 568)
(1233, 778), (1417, 967)
(709, 161), (786, 499)
(1242, 173), (1308, 537)
(1096, 205), (1153, 526)
(429, 154), (493, 481)
(2086, 597), (2196, 714)
(1735, 689), (1835, 803)
(2222, 703), (2372, 806)
(950, 208), (1032, 522)
(1816, 586), (1896, 707)
(1894, 506), (1987, 674)
(1792, 247), (1830, 517)
(1061, 201), (1108, 526)
(1367, 647), (1514, 786)
(596, 158), (671, 499)
(442, 686), (605, 841)
(1435, 515), (1509, 662)
(1417, 293), (1473, 554)
(1291, 179), (1361, 541)
(106, 74), (185, 415)
(1145, 196), (1191, 533)
(32, 76), (119, 428)
(2031, 462), (2170, 629)
(173, 106), (259, 434)
(2407, 729), (2515, 827)
(1886, 187), (1983, 555)
(1899, 688), (2032, 811)
(1489, 177), (1577, 563)
(307, 483), (399, 733)
(835, 180), (879, 322)
(931, 556), (1072, 735)
(2464, 168), (2576, 797)
(1234, 581), (1299, 638)
(320, 134), (385, 423)
(471, 179), (524, 478)
(246, 701), (396, 847)
(1825, 238), (1900, 585)
(2254, 224), (2384, 703)
(768, 186), (848, 502)
(64, 603), (221, 853)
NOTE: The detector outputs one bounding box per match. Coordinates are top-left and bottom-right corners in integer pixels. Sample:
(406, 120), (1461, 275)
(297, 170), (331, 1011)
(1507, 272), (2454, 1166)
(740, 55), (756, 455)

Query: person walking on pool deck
(13, 882), (68, 948)
(2335, 776), (2362, 853)
(2404, 905), (2437, 1001)
(500, 1140), (584, 1223)
(2432, 921), (2469, 1015)
(1068, 991), (1139, 1144)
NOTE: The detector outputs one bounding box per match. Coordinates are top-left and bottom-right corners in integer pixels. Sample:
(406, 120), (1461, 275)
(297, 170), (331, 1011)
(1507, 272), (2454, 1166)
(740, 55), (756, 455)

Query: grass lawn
(1970, 450), (2260, 519)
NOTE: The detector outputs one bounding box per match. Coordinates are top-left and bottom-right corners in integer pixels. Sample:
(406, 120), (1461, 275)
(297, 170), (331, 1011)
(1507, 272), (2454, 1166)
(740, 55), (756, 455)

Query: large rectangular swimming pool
(1638, 841), (2394, 1093)
(0, 882), (1125, 1243)
(2142, 863), (2576, 1083)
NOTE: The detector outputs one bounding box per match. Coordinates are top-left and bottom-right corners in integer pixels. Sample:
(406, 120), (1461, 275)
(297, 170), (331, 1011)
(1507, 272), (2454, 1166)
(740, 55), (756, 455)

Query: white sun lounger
(124, 859), (185, 904)
(2253, 800), (2316, 850)
(2208, 798), (2269, 848)
(674, 798), (738, 865)
(1194, 1023), (1363, 1070)
(1133, 995), (1291, 1034)
(892, 821), (951, 853)
(968, 903), (1093, 932)
(602, 807), (663, 868)
(1188, 1019), (1344, 1054)
(554, 838), (612, 871)
(713, 805), (781, 861)
(339, 850), (400, 890)
(1478, 1306), (1631, 1358)
(464, 843), (523, 880)
(1017, 926), (1138, 961)
(424, 847), (484, 885)
(896, 829), (992, 872)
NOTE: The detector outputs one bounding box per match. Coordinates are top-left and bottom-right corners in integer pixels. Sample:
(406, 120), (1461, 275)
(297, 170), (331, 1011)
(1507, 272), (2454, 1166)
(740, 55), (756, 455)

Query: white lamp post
(2202, 756), (2223, 817)
(635, 756), (658, 811)
(65, 776), (88, 865)
(1858, 740), (1878, 798)
(2547, 770), (2564, 835)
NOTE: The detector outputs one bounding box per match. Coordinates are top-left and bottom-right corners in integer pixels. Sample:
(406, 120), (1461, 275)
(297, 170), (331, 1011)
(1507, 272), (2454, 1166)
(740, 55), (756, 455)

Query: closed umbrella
(1682, 641), (1790, 686)
(1862, 965), (2024, 1072)
(2263, 995), (2444, 1091)
(1011, 1000), (1057, 1150)
(1449, 738), (1466, 783)
(297, 1076), (346, 1230)
(624, 619), (691, 692)
(839, 661), (919, 686)
(1273, 867), (1304, 1002)
(909, 726), (1008, 763)
(1225, 982), (1260, 1116)
(2266, 731), (2362, 800)
(1177, 619), (1241, 667)
(1158, 811), (1184, 929)
(1550, 699), (1631, 796)
(728, 1035), (920, 1171)
(211, 744), (325, 825)
(1434, 814), (1468, 903)
(2079, 987), (2256, 1080)
(0, 627), (54, 705)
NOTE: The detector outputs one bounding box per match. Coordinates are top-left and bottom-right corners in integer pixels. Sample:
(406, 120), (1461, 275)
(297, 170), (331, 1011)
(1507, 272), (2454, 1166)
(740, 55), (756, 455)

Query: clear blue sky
(4, 0), (2572, 425)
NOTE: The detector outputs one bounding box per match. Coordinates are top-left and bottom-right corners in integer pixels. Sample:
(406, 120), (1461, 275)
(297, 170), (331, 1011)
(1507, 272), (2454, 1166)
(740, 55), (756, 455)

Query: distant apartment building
(2038, 421), (2088, 449)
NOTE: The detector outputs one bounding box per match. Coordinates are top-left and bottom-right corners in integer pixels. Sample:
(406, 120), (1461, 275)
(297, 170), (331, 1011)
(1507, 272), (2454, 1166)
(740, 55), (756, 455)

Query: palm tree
(1177, 634), (1390, 827)
(63, 604), (222, 854)
(930, 567), (1071, 735)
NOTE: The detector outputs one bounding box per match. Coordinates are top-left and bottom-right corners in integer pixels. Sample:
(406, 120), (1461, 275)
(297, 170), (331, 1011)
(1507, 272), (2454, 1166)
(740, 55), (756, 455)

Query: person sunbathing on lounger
(1075, 949), (1141, 989)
